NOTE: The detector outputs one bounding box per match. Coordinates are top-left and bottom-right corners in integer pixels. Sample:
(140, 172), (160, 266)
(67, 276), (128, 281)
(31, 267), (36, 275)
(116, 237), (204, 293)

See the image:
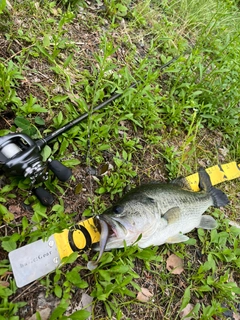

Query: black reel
(0, 133), (47, 181)
(0, 133), (72, 206)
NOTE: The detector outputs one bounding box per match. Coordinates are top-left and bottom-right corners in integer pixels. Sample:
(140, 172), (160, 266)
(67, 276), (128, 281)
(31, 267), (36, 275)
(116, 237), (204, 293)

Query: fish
(92, 168), (229, 260)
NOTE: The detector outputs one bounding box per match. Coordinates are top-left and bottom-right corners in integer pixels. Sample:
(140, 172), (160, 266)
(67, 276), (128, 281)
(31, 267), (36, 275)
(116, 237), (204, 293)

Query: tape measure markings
(54, 217), (101, 260)
(68, 225), (92, 252)
(185, 161), (240, 192)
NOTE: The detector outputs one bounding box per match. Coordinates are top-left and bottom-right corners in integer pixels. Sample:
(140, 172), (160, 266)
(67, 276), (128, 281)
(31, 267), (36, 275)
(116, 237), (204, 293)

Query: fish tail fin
(209, 187), (229, 207)
(198, 167), (229, 208)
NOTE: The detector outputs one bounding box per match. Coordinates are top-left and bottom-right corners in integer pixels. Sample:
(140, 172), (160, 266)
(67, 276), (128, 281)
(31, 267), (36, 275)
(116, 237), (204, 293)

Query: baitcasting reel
(0, 133), (72, 206)
(0, 133), (71, 182)
(0, 90), (125, 206)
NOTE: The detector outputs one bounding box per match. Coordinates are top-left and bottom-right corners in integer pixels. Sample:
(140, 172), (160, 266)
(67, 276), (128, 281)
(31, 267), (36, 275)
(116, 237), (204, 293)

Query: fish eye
(112, 205), (123, 215)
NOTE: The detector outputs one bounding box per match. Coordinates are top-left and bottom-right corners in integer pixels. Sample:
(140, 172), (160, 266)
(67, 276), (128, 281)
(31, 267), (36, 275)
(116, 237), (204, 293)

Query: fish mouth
(97, 215), (127, 238)
(88, 214), (133, 269)
(92, 215), (136, 252)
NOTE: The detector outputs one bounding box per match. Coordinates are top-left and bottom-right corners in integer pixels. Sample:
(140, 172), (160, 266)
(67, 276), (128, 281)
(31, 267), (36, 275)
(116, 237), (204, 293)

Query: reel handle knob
(34, 187), (54, 207)
(48, 159), (72, 182)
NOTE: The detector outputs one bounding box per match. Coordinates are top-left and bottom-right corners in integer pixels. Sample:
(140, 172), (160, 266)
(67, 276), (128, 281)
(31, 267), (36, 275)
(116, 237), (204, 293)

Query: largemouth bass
(88, 168), (229, 269)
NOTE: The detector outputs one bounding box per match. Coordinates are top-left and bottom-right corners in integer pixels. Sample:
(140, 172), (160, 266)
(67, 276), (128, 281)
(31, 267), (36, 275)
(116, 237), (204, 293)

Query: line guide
(8, 161), (240, 287)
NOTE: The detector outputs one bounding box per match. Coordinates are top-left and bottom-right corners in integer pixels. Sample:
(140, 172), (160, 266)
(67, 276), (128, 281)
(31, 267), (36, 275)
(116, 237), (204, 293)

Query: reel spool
(0, 133), (47, 181)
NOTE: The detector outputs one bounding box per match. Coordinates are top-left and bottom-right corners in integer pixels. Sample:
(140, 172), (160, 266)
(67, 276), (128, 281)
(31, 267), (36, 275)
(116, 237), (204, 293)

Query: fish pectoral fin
(166, 234), (189, 243)
(163, 207), (181, 224)
(198, 215), (217, 229)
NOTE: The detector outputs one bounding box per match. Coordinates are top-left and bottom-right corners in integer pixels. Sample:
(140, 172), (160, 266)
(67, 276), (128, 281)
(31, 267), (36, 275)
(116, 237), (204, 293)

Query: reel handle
(48, 160), (72, 182)
(33, 187), (54, 207)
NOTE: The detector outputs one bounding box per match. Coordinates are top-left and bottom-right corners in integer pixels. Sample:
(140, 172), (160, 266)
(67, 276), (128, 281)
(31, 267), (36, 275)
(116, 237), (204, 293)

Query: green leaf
(98, 270), (112, 282)
(52, 204), (64, 214)
(62, 159), (80, 167)
(14, 116), (31, 129)
(98, 144), (111, 151)
(54, 285), (62, 298)
(14, 117), (37, 136)
(0, 268), (8, 276)
(2, 240), (17, 252)
(35, 116), (45, 125)
(109, 265), (129, 273)
(21, 216), (29, 230)
(198, 284), (212, 292)
(184, 238), (196, 245)
(116, 3), (128, 16)
(122, 150), (128, 161)
(0, 204), (14, 223)
(57, 111), (63, 125)
(96, 187), (106, 194)
(49, 306), (67, 320)
(191, 90), (203, 97)
(61, 252), (79, 264)
(52, 95), (68, 103)
(41, 145), (52, 161)
(32, 202), (48, 219)
(43, 34), (51, 48)
(66, 269), (88, 288)
(31, 104), (48, 113)
(59, 138), (69, 154)
(114, 157), (122, 168)
(180, 285), (191, 311)
(63, 53), (73, 68)
(69, 310), (91, 320)
(0, 0), (6, 13)
(0, 185), (14, 193)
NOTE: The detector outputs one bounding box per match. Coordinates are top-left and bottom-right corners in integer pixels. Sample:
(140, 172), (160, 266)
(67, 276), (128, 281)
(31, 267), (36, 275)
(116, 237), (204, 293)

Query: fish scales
(131, 184), (213, 216)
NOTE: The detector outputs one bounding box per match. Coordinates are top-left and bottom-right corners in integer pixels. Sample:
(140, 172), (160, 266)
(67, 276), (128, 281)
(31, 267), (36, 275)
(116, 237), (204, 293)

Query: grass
(0, 0), (240, 319)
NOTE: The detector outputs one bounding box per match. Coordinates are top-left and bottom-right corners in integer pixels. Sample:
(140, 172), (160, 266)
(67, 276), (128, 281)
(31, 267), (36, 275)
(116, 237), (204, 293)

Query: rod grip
(48, 160), (72, 182)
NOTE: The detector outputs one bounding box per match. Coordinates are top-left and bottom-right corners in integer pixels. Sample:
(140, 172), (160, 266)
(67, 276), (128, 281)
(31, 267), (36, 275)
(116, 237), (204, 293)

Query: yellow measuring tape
(53, 161), (240, 260)
(54, 218), (101, 260)
(185, 161), (240, 191)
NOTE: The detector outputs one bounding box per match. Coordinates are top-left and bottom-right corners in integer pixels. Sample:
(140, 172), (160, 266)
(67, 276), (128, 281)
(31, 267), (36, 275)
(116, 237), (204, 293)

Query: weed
(103, 0), (131, 20)
(0, 61), (23, 111)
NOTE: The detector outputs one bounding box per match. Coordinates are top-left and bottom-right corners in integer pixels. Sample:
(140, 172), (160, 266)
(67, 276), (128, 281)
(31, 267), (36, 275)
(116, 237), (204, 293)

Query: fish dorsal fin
(170, 177), (192, 191)
(198, 167), (212, 191)
(166, 234), (189, 243)
(198, 215), (217, 229)
(163, 207), (181, 224)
